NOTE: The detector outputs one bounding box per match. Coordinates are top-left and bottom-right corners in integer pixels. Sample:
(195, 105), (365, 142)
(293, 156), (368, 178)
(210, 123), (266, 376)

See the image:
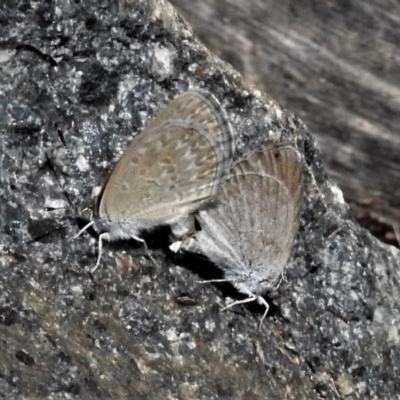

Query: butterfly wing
(184, 144), (303, 291)
(97, 89), (234, 229)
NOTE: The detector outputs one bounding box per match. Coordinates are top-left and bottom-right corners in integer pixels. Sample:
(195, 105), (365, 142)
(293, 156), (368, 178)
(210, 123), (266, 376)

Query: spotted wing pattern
(96, 90), (234, 230)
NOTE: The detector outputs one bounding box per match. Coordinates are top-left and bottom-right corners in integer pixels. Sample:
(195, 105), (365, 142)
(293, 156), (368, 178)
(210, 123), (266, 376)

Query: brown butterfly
(76, 89), (235, 271)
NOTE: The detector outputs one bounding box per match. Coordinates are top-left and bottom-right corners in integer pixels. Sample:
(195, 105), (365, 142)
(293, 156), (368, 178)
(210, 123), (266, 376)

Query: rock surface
(0, 0), (399, 399)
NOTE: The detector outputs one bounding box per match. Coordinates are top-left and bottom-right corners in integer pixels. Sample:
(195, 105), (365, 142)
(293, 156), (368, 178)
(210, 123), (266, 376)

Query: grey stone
(0, 0), (399, 399)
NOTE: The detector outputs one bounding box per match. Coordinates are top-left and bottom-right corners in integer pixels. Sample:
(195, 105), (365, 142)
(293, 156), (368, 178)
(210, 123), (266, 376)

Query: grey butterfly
(179, 143), (303, 327)
(76, 89), (235, 271)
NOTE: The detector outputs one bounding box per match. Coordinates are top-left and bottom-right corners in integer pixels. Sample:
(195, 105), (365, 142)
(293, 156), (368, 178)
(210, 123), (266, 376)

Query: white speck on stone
(0, 50), (16, 64)
(91, 186), (102, 198)
(102, 108), (112, 119)
(388, 325), (400, 345)
(29, 279), (41, 290)
(373, 306), (384, 324)
(100, 160), (109, 169)
(191, 322), (200, 331)
(71, 285), (83, 294)
(75, 154), (90, 172)
(185, 338), (197, 350)
(150, 44), (176, 82)
(274, 105), (283, 119)
(44, 198), (69, 210)
(205, 319), (216, 332)
(330, 184), (345, 204)
(373, 306), (400, 345)
(118, 76), (136, 104)
(187, 63), (198, 73)
(165, 327), (179, 341)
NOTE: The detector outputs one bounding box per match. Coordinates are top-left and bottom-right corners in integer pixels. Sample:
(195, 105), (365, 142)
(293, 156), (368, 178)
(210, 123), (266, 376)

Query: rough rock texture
(0, 0), (399, 399)
(170, 0), (400, 245)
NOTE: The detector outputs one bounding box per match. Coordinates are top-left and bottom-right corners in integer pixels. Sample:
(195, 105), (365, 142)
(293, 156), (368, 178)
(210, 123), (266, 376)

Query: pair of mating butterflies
(77, 89), (303, 326)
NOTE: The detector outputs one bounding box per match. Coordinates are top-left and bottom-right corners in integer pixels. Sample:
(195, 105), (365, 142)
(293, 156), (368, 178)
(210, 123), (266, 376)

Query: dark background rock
(0, 0), (399, 399)
(170, 0), (400, 248)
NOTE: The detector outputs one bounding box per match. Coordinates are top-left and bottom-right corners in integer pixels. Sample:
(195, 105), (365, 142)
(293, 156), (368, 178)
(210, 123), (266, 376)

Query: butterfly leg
(222, 294), (270, 329)
(256, 296), (270, 329)
(132, 235), (157, 266)
(91, 233), (156, 272)
(222, 294), (258, 313)
(198, 281), (270, 328)
(71, 221), (105, 273)
(72, 220), (94, 240)
(92, 232), (109, 273)
(198, 278), (230, 284)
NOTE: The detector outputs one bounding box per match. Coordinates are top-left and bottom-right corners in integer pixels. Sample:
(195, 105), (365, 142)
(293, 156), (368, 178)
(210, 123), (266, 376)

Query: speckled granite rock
(0, 1), (399, 399)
